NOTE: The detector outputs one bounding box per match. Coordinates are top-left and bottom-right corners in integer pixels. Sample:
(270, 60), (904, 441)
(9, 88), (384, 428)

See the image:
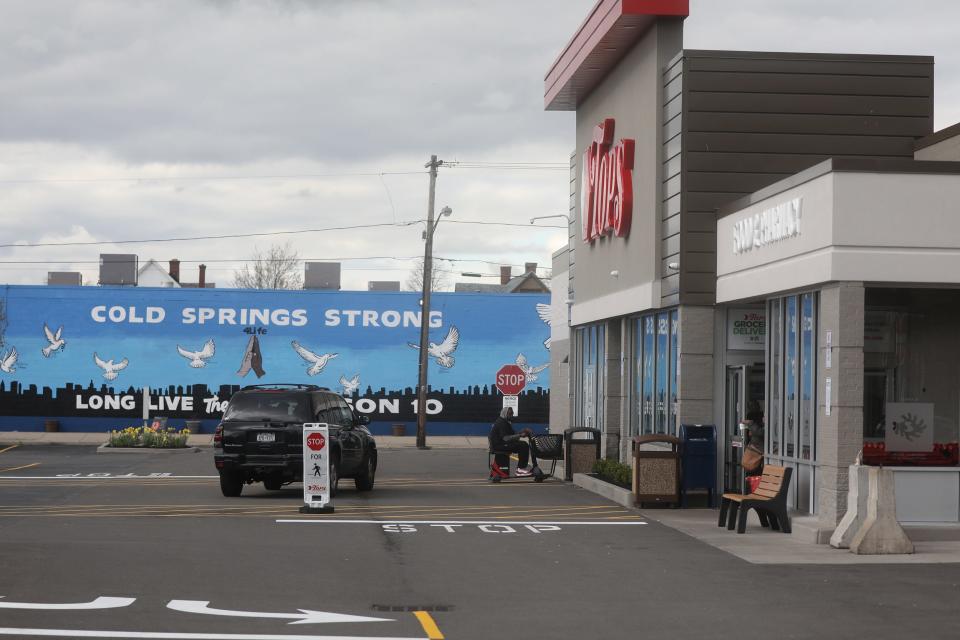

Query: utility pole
(416, 155), (443, 449)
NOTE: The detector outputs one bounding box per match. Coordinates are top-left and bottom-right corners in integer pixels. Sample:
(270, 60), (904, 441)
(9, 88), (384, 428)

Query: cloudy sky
(3, 0), (960, 291)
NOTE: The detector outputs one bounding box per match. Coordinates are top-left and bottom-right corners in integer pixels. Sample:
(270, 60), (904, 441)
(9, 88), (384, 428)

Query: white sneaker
(515, 467), (533, 477)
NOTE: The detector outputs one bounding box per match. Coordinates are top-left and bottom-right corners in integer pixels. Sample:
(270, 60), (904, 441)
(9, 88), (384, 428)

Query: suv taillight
(213, 424), (223, 448)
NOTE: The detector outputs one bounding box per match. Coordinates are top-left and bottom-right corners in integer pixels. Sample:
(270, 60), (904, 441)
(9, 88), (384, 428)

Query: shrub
(592, 458), (632, 489)
(108, 425), (190, 448)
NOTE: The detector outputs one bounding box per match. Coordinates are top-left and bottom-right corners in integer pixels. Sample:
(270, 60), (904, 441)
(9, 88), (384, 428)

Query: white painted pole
(142, 386), (149, 425)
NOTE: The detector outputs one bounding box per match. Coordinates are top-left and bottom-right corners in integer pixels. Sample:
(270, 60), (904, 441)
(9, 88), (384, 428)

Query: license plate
(256, 432), (276, 443)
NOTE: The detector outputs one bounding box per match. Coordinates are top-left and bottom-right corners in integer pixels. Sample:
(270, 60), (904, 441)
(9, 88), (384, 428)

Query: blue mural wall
(0, 285), (551, 435)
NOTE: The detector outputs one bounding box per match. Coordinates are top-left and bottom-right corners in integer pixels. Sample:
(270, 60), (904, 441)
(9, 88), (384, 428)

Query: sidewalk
(644, 508), (960, 565)
(568, 473), (960, 564)
(0, 431), (486, 449)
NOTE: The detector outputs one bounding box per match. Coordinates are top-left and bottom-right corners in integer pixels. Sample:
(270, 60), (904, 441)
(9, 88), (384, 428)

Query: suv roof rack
(239, 384), (327, 392)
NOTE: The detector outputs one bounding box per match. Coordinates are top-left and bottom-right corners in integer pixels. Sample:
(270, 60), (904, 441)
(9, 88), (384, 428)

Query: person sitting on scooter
(489, 406), (537, 476)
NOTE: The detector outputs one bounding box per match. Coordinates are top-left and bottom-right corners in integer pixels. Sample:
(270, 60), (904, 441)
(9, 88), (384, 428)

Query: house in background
(137, 258), (214, 288)
(455, 263), (550, 293)
(137, 259), (180, 288)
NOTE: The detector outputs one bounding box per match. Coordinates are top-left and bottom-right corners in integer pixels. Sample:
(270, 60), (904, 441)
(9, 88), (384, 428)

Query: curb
(573, 472), (637, 510)
(96, 444), (203, 454)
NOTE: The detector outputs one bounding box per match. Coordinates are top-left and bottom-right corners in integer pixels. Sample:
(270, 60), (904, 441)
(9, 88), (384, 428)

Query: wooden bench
(717, 465), (793, 534)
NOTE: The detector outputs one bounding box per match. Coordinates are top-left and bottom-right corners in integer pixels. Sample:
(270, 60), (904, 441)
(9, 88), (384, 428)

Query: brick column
(817, 282), (865, 527)
(677, 306), (715, 425)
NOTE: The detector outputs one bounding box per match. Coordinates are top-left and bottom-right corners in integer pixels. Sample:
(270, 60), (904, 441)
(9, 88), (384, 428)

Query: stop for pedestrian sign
(301, 424), (333, 513)
(496, 364), (526, 395)
(306, 432), (326, 451)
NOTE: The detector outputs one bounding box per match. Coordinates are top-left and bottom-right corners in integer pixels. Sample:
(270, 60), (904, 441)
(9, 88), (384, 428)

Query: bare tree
(405, 258), (450, 293)
(233, 242), (304, 290)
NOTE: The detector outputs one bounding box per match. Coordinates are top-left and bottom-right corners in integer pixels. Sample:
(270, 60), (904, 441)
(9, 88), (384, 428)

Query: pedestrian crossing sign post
(299, 423), (334, 514)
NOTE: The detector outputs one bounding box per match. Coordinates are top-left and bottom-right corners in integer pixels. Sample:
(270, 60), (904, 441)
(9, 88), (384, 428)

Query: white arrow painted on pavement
(0, 596), (135, 610)
(167, 601), (393, 625)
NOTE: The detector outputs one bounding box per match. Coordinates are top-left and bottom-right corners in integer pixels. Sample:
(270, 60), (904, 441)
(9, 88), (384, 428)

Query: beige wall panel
(571, 27), (662, 316)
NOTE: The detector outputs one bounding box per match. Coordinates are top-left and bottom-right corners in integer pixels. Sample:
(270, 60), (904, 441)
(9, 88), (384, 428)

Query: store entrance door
(723, 364), (765, 494)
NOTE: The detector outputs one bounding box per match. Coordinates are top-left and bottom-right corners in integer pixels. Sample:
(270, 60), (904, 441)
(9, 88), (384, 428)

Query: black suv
(213, 384), (377, 497)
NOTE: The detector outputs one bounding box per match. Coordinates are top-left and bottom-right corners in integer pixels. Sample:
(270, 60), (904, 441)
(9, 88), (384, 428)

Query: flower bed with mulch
(106, 425), (191, 448)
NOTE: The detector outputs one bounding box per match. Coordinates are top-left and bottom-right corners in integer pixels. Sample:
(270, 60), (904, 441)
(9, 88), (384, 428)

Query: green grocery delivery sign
(727, 308), (766, 351)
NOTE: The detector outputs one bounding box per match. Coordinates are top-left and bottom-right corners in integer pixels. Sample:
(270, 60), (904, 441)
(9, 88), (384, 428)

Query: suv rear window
(313, 393), (355, 426)
(223, 392), (313, 422)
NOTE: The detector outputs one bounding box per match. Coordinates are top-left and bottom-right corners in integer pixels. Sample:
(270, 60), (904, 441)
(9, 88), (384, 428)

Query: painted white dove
(536, 303), (552, 350)
(177, 339), (216, 368)
(339, 374), (361, 395)
(291, 341), (338, 376)
(94, 352), (128, 381)
(516, 352), (549, 382)
(41, 324), (66, 358)
(0, 347), (18, 373)
(408, 326), (460, 368)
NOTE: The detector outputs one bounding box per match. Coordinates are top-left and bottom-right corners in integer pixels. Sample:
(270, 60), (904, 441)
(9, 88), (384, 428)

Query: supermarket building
(546, 0), (960, 530)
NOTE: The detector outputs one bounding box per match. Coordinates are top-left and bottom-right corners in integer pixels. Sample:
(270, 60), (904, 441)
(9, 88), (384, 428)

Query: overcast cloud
(3, 0), (960, 290)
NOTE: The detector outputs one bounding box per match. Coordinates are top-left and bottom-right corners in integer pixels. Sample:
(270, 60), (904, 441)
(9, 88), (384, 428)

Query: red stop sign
(306, 432), (326, 451)
(495, 364), (526, 395)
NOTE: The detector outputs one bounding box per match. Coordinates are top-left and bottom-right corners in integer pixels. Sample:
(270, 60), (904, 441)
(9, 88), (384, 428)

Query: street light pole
(416, 155), (443, 449)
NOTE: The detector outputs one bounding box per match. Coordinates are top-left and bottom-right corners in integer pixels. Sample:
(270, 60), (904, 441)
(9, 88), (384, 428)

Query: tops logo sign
(581, 118), (635, 243)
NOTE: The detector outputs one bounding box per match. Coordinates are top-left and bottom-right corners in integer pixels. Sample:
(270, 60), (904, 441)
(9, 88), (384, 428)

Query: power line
(0, 254), (552, 274)
(442, 220), (565, 229)
(0, 255), (424, 265)
(449, 161), (568, 166)
(445, 161), (568, 171)
(0, 219), (565, 249)
(0, 256), (549, 269)
(0, 222), (420, 249)
(0, 161), (569, 184)
(0, 170), (428, 184)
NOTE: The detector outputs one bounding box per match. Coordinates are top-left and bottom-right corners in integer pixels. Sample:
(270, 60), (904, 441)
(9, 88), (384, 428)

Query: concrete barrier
(849, 466), (914, 555)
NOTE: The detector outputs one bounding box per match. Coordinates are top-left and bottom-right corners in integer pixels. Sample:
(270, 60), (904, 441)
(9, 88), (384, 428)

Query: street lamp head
(530, 214), (571, 225)
(439, 206), (452, 217)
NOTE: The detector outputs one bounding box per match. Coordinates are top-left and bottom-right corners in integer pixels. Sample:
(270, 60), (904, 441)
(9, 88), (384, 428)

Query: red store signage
(581, 118), (635, 243)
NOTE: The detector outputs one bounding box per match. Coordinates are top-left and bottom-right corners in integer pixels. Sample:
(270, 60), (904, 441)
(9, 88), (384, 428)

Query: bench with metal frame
(717, 464), (793, 534)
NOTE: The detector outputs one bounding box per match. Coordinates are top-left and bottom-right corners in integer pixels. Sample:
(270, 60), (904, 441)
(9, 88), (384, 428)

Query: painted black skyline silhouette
(0, 379), (549, 424)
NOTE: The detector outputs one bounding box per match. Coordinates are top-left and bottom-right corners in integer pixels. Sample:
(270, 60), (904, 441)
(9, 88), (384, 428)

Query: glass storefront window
(655, 313), (669, 434)
(642, 316), (655, 434)
(784, 296), (798, 458)
(765, 292), (818, 513)
(800, 293), (815, 461)
(630, 318), (641, 437)
(863, 289), (960, 467)
(575, 324), (605, 431)
(670, 311), (679, 434)
(629, 309), (680, 436)
(768, 298), (782, 456)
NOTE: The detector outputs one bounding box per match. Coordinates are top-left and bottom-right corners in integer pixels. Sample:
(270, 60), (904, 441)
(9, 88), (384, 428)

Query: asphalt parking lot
(1, 443), (959, 639)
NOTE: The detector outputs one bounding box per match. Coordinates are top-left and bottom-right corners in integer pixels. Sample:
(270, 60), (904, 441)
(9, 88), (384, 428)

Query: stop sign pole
(300, 423), (334, 514)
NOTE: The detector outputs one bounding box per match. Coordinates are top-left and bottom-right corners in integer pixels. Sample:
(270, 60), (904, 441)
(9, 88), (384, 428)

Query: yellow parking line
(0, 462), (40, 474)
(0, 445), (19, 455)
(413, 611), (444, 640)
